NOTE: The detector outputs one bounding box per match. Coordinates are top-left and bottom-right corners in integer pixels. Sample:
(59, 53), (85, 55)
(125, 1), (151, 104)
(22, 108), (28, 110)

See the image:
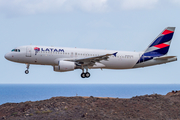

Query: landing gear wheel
(81, 73), (86, 78)
(85, 72), (90, 78)
(25, 70), (29, 74)
(81, 72), (90, 78)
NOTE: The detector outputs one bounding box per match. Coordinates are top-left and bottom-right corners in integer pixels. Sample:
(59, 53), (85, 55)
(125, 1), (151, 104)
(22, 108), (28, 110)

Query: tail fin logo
(34, 47), (40, 55)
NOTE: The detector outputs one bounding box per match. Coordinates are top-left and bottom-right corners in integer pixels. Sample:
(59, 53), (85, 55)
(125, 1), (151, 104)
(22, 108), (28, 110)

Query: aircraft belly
(23, 55), (56, 65)
(101, 57), (139, 69)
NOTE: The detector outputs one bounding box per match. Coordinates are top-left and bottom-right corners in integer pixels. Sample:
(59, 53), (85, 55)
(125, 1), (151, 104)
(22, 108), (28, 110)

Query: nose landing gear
(25, 64), (30, 74)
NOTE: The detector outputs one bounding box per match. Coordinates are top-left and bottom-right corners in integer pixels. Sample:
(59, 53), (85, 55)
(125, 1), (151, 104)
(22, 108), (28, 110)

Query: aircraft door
(26, 47), (32, 57)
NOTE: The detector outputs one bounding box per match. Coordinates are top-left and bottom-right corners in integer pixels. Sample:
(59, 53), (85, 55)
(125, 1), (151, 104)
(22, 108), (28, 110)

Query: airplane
(4, 27), (177, 78)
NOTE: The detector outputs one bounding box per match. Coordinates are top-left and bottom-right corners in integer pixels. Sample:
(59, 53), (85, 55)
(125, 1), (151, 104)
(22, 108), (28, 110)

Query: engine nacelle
(53, 61), (75, 72)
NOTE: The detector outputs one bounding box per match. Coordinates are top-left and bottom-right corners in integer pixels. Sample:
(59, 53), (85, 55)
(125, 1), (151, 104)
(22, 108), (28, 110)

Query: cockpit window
(11, 49), (20, 52)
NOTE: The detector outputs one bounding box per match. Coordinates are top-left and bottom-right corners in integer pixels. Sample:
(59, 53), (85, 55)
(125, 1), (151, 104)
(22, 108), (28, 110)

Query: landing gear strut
(25, 64), (30, 74)
(81, 66), (90, 78)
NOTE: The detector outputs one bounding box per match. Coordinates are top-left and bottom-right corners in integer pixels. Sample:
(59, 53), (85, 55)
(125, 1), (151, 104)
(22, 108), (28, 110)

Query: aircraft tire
(85, 72), (90, 78)
(81, 73), (86, 78)
(25, 70), (29, 74)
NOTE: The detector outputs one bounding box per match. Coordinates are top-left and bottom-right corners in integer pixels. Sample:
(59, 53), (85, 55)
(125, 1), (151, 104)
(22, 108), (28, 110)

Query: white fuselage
(5, 45), (140, 69)
(4, 45), (177, 78)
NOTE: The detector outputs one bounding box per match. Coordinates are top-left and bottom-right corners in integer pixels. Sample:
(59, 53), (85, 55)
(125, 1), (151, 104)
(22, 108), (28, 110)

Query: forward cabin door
(26, 47), (32, 57)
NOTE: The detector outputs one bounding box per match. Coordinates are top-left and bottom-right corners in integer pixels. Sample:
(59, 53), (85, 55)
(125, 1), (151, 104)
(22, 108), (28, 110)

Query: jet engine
(53, 61), (75, 72)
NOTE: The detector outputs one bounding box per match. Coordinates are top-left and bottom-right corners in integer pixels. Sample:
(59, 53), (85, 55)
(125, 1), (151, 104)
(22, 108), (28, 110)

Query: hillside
(0, 91), (180, 120)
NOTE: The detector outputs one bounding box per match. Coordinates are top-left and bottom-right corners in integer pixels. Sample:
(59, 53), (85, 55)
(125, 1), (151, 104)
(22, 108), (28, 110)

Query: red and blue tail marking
(137, 27), (175, 64)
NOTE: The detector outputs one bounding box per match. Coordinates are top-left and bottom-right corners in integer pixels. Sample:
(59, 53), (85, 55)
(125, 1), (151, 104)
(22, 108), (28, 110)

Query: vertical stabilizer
(137, 27), (175, 64)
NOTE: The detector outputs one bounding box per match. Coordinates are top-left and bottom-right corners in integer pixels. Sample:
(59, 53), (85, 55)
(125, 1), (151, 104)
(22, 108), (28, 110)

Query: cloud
(75, 0), (108, 12)
(121, 0), (159, 10)
(0, 0), (108, 15)
(0, 0), (68, 14)
(1, 0), (179, 16)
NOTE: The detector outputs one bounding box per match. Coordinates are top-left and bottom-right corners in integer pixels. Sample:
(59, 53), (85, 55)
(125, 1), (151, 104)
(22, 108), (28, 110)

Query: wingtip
(113, 52), (118, 57)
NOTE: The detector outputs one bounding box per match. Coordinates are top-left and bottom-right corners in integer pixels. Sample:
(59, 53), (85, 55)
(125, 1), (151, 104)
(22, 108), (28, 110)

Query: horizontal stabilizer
(154, 56), (177, 60)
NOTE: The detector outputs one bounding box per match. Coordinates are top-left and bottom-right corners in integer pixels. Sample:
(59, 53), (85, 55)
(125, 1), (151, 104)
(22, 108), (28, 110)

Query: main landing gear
(81, 72), (90, 78)
(81, 67), (90, 78)
(25, 64), (30, 74)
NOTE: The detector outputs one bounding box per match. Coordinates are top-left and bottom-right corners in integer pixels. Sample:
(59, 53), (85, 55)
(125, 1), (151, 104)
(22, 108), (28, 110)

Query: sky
(0, 0), (180, 84)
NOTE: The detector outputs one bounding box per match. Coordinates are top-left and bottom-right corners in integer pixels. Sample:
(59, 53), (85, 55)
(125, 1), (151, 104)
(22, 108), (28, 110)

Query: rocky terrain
(0, 91), (180, 120)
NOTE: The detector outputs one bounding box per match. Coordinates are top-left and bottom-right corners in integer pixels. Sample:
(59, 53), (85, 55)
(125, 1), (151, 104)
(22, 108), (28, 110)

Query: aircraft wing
(68, 52), (118, 66)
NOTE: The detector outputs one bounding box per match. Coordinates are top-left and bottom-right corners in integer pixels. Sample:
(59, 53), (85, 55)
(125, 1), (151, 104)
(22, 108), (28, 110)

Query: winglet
(113, 52), (118, 57)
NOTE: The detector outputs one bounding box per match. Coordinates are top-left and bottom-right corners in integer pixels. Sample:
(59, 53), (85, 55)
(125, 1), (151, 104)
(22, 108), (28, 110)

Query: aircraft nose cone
(4, 53), (10, 60)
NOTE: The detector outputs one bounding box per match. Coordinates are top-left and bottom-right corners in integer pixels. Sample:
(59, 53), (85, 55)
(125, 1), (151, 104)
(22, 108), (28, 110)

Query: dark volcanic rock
(1, 91), (180, 120)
